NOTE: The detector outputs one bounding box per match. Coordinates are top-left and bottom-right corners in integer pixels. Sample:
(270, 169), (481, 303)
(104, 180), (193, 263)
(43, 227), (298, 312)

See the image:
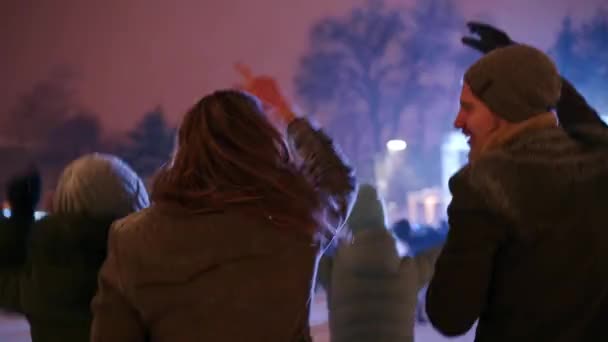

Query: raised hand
(234, 63), (295, 124)
(462, 21), (515, 54)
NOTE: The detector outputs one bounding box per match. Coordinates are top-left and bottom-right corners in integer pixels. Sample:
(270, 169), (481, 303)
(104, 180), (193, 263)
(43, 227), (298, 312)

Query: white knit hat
(53, 153), (149, 218)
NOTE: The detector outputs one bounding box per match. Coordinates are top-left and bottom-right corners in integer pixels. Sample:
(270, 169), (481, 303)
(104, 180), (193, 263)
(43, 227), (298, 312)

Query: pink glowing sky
(1, 0), (605, 135)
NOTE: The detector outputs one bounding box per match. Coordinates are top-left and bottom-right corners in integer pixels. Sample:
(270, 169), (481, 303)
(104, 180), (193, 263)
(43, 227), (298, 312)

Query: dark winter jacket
(0, 214), (113, 342)
(90, 118), (357, 342)
(427, 113), (608, 341)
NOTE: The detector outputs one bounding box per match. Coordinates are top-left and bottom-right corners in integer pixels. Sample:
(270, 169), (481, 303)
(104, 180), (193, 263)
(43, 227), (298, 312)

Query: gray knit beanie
(53, 153), (149, 218)
(464, 44), (562, 122)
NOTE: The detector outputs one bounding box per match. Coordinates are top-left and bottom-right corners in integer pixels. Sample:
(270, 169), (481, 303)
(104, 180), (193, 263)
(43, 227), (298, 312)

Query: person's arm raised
(237, 67), (358, 237)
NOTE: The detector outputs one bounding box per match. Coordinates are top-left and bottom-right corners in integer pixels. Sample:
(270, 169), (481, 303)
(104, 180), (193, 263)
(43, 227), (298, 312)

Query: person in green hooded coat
(316, 184), (443, 342)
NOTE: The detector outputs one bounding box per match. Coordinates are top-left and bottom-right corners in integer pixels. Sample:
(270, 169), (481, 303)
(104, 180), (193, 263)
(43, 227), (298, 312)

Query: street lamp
(386, 139), (407, 152)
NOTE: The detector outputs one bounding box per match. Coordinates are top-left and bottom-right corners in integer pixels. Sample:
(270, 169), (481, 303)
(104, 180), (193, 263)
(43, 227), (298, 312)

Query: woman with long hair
(90, 74), (357, 342)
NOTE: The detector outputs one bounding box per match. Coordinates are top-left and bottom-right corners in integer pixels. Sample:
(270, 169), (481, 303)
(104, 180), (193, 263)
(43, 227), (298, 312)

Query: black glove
(6, 166), (41, 219)
(462, 21), (515, 54)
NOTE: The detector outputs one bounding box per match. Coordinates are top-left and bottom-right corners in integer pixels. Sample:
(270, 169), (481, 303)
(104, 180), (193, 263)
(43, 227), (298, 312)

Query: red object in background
(233, 63), (295, 125)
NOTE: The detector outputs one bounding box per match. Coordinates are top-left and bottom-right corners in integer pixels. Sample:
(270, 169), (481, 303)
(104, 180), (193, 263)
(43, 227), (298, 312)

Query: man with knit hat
(457, 44), (562, 161)
(426, 42), (608, 341)
(460, 21), (608, 146)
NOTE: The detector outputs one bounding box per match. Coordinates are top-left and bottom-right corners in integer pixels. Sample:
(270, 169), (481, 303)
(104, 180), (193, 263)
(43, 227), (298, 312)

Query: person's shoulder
(450, 126), (608, 220)
(110, 207), (155, 236)
(448, 156), (502, 196)
(32, 214), (113, 241)
(448, 151), (516, 218)
(449, 126), (561, 195)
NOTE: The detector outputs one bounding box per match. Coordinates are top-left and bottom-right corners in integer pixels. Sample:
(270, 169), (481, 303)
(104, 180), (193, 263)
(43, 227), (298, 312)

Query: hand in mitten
(462, 21), (515, 54)
(6, 166), (41, 219)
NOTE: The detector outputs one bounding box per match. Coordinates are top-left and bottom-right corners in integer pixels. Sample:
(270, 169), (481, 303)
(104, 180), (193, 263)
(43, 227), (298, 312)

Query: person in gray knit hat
(461, 21), (608, 147)
(464, 44), (561, 123)
(0, 153), (149, 342)
(53, 153), (149, 217)
(426, 28), (608, 342)
(456, 44), (562, 161)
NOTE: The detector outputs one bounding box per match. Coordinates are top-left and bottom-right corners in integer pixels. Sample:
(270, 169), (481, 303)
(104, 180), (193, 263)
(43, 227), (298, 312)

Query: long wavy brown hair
(152, 90), (321, 234)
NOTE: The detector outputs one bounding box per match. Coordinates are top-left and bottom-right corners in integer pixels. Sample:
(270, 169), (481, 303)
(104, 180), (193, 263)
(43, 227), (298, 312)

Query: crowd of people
(0, 21), (606, 342)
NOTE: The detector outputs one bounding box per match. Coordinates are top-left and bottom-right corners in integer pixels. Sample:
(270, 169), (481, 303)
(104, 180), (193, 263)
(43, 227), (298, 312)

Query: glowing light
(386, 139), (407, 151)
(2, 209), (47, 220)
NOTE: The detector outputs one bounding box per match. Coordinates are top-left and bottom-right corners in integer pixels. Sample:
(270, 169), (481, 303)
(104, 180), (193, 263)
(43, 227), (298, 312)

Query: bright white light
(2, 209), (47, 220)
(386, 139), (407, 151)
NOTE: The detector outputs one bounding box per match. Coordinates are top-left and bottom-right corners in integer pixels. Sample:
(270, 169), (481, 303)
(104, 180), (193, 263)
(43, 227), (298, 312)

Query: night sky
(1, 0), (605, 135)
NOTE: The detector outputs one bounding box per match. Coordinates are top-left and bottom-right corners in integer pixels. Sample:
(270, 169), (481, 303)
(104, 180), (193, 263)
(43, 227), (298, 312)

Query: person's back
(0, 213), (103, 342)
(328, 231), (425, 342)
(102, 205), (318, 341)
(23, 214), (112, 341)
(427, 43), (608, 341)
(91, 85), (357, 342)
(319, 185), (440, 342)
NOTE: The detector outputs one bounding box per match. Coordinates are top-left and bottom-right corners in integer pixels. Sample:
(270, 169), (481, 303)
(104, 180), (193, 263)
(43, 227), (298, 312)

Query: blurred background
(1, 0), (607, 339)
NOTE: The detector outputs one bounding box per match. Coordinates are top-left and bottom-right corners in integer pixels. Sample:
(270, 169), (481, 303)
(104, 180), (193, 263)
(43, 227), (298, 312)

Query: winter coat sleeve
(557, 77), (606, 129)
(91, 222), (146, 342)
(425, 169), (508, 337)
(287, 118), (358, 237)
(557, 77), (608, 146)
